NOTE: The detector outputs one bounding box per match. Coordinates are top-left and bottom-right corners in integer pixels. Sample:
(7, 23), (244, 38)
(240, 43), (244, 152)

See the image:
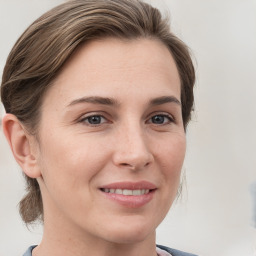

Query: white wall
(0, 1), (255, 256)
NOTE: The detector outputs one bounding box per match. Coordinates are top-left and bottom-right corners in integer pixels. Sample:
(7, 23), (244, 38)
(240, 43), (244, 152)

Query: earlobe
(2, 113), (41, 178)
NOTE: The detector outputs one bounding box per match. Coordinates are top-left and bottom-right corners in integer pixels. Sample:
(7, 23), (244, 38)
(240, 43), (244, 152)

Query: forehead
(43, 38), (181, 108)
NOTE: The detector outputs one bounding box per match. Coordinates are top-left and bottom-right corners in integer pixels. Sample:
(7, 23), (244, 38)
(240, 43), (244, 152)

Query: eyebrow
(67, 96), (120, 107)
(149, 96), (181, 106)
(66, 95), (181, 108)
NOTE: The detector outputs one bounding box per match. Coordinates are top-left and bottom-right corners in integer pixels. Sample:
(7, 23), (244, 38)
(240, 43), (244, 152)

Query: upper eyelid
(81, 114), (105, 120)
(79, 114), (108, 123)
(77, 111), (110, 121)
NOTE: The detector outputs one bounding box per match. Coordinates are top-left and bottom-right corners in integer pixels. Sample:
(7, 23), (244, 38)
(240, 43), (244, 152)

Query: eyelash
(78, 113), (175, 127)
(79, 114), (108, 126)
(148, 113), (174, 125)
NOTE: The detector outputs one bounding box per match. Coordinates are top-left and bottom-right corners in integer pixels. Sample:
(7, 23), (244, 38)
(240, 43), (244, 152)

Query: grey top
(23, 245), (198, 256)
(157, 245), (198, 256)
(23, 246), (36, 256)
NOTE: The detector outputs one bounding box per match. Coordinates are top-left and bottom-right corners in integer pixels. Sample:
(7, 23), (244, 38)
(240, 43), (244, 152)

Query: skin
(3, 38), (186, 256)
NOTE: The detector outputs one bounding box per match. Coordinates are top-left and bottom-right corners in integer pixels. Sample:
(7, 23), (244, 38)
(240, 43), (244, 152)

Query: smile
(99, 181), (157, 208)
(100, 188), (150, 195)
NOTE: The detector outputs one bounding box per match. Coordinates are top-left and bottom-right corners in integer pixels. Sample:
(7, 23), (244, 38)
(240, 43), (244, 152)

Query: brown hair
(1, 0), (195, 224)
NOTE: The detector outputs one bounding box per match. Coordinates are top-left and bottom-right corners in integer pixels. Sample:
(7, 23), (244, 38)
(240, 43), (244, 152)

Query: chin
(104, 231), (154, 245)
(98, 217), (157, 244)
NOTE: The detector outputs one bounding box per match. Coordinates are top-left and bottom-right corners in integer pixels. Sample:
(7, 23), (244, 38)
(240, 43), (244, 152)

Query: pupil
(152, 115), (164, 124)
(88, 116), (101, 124)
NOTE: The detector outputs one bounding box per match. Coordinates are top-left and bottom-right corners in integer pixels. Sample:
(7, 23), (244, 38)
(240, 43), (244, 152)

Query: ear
(2, 113), (41, 178)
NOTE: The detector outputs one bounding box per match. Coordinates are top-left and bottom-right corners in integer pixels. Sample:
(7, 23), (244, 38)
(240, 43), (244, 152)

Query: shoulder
(23, 245), (37, 256)
(157, 244), (198, 256)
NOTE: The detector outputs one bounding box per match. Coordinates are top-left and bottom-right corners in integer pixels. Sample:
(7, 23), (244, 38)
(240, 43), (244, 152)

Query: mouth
(100, 188), (152, 196)
(99, 181), (157, 208)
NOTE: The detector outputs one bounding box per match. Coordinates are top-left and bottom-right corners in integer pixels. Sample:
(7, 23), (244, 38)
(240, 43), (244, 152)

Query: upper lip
(100, 181), (157, 190)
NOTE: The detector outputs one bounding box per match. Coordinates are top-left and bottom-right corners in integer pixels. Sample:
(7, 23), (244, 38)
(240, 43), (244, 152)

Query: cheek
(148, 134), (186, 225)
(157, 133), (186, 174)
(155, 134), (186, 197)
(37, 133), (113, 221)
(38, 130), (111, 192)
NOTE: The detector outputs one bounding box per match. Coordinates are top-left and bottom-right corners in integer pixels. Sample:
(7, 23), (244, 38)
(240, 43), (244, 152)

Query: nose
(112, 125), (154, 171)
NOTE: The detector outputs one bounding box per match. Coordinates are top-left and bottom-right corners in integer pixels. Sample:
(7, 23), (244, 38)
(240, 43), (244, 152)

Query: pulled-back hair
(1, 0), (195, 224)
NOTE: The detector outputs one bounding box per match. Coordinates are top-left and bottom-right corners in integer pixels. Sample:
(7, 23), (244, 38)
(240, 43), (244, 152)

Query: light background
(0, 0), (255, 256)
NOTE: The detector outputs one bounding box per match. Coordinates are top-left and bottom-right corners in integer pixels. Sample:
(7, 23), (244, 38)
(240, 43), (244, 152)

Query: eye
(80, 115), (107, 126)
(150, 114), (173, 125)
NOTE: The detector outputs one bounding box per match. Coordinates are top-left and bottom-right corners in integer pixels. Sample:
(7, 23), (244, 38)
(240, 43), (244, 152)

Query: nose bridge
(113, 118), (153, 169)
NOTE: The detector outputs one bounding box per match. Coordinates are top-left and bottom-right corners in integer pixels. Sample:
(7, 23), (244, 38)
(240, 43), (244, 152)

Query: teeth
(133, 189), (141, 196)
(123, 189), (133, 195)
(115, 189), (122, 195)
(102, 188), (150, 195)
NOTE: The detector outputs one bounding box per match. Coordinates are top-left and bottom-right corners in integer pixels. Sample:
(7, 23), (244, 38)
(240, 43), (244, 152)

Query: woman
(1, 0), (196, 255)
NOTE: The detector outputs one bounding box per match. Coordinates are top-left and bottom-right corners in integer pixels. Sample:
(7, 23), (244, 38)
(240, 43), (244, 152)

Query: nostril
(119, 161), (151, 170)
(120, 163), (136, 170)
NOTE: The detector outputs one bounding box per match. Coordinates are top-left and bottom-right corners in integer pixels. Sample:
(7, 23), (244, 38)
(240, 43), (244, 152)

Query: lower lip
(100, 190), (156, 208)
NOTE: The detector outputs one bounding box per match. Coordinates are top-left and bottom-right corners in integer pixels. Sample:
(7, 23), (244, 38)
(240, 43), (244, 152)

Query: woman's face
(35, 38), (186, 244)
